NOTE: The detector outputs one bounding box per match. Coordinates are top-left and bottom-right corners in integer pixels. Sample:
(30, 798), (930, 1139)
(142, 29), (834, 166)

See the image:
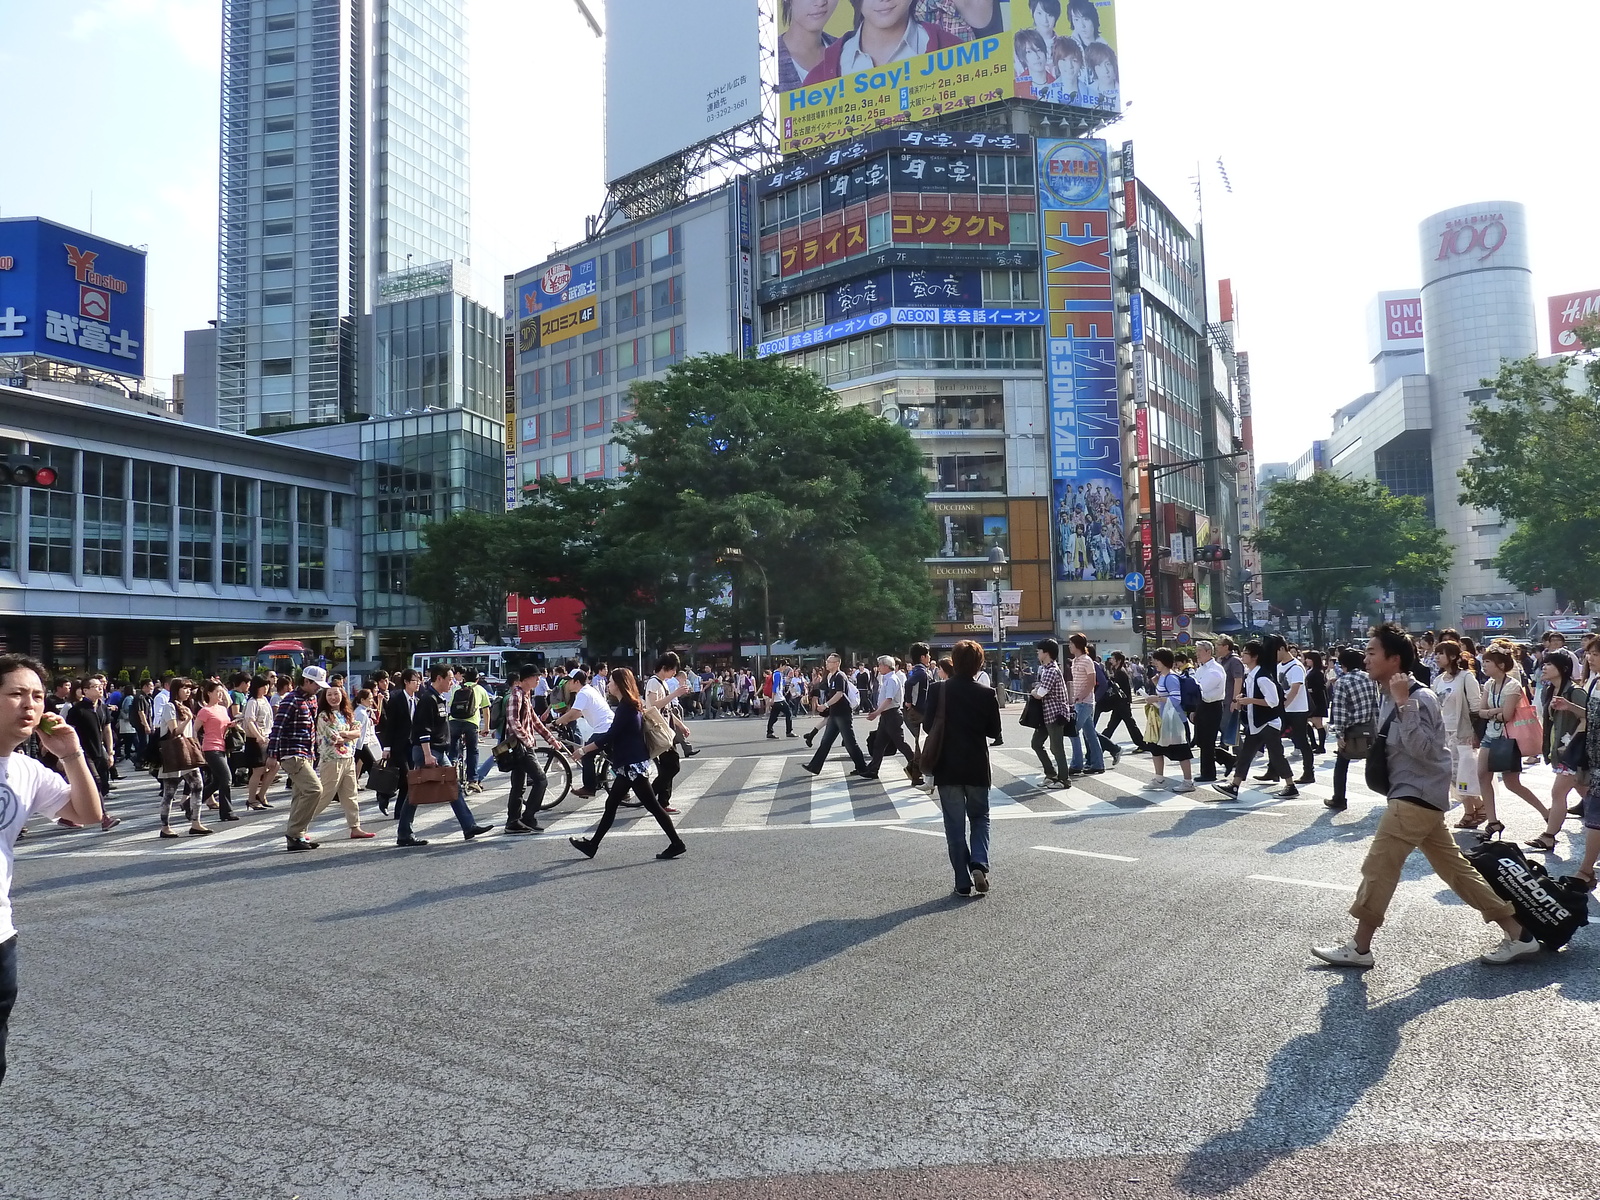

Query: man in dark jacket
(924, 639), (1002, 897)
(801, 653), (870, 778)
(392, 664), (492, 847)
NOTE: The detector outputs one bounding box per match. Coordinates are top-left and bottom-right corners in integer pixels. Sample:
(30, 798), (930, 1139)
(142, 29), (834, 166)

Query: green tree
(1457, 352), (1600, 604)
(409, 509), (520, 635)
(1250, 473), (1451, 646)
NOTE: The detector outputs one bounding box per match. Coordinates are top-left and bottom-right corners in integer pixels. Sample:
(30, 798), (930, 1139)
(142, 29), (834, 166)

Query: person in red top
(802, 0), (965, 84)
(193, 681), (239, 822)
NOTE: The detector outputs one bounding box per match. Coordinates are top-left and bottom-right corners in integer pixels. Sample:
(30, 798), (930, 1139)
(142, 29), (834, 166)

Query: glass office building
(216, 0), (470, 432)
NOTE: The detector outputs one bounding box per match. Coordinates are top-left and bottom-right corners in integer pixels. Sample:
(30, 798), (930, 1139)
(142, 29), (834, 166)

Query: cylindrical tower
(1419, 202), (1537, 629)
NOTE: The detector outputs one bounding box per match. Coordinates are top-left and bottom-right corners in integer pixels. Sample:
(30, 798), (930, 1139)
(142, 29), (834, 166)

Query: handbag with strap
(159, 725), (205, 772)
(367, 758), (403, 795)
(918, 679), (949, 775)
(641, 706), (675, 758)
(1507, 690), (1543, 756)
(1485, 735), (1521, 774)
(406, 764), (459, 804)
(1019, 694), (1045, 729)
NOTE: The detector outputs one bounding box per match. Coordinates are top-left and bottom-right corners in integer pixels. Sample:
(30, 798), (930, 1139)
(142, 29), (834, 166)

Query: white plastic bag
(1453, 743), (1480, 799)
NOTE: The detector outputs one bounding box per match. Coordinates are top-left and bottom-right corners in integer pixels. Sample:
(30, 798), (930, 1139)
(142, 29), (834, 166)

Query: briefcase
(367, 759), (403, 796)
(406, 764), (458, 805)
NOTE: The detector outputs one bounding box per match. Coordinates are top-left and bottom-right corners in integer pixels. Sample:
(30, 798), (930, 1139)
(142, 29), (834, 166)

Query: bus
(254, 640), (311, 676)
(410, 647), (546, 685)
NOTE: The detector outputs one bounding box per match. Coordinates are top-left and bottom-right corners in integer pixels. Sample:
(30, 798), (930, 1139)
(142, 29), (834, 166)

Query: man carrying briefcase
(393, 664), (494, 847)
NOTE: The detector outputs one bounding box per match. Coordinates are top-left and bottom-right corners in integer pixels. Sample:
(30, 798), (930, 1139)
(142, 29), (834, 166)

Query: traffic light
(1195, 545), (1232, 563)
(2, 455), (57, 488)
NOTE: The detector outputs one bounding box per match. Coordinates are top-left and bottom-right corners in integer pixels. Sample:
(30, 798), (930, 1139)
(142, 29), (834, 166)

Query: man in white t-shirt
(1, 653), (105, 1087)
(1274, 643), (1316, 786)
(553, 669), (614, 797)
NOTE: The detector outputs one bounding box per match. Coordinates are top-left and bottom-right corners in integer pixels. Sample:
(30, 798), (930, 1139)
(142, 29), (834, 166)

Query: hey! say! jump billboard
(778, 0), (1119, 155)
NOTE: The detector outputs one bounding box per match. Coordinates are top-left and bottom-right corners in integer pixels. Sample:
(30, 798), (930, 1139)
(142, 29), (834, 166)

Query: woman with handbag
(1137, 648), (1196, 793)
(1473, 647), (1548, 841)
(1528, 647), (1590, 852)
(1026, 639), (1072, 788)
(157, 678), (211, 839)
(1432, 641), (1484, 828)
(314, 686), (373, 840)
(568, 668), (685, 861)
(352, 688), (384, 790)
(239, 676), (276, 809)
(193, 681), (240, 823)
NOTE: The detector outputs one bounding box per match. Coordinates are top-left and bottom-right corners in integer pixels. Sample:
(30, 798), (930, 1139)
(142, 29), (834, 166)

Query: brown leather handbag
(159, 729), (206, 772)
(406, 764), (459, 804)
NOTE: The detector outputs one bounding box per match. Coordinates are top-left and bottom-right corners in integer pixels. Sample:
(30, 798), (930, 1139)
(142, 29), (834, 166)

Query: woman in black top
(570, 668), (686, 861)
(1303, 651), (1329, 754)
(924, 639), (1002, 898)
(1097, 652), (1148, 752)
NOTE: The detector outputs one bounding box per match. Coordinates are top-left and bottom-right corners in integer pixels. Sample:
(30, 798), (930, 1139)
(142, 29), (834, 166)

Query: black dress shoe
(504, 820), (536, 834)
(800, 762), (820, 775)
(464, 823), (495, 840)
(683, 746), (700, 757)
(569, 836), (597, 859)
(220, 813), (241, 822)
(803, 731), (816, 748)
(1296, 774), (1315, 785)
(1323, 798), (1348, 811)
(1192, 775), (1218, 784)
(396, 836), (429, 847)
(656, 842), (687, 860)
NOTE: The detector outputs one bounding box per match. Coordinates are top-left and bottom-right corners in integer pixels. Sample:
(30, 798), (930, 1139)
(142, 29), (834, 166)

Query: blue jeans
(1069, 701), (1104, 772)
(449, 719), (480, 782)
(0, 933), (17, 1087)
(474, 749), (496, 785)
(397, 746), (478, 839)
(936, 783), (991, 891)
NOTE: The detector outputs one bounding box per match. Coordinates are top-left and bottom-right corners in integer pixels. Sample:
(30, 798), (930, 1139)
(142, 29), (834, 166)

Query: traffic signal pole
(1142, 445), (1246, 653)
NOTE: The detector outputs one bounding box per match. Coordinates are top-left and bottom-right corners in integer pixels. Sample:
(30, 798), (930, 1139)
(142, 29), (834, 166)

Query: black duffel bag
(1467, 839), (1591, 951)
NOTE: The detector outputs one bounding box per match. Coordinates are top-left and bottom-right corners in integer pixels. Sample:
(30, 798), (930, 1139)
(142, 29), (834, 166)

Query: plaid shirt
(1036, 660), (1071, 725)
(1328, 669), (1379, 738)
(266, 691), (318, 760)
(507, 683), (562, 751)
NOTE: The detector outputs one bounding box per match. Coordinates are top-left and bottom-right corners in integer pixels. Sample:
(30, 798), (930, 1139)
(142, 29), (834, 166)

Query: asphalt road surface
(4, 706), (1597, 1199)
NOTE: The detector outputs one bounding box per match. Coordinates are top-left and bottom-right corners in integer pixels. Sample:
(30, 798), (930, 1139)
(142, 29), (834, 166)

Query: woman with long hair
(352, 687), (384, 789)
(1474, 646), (1548, 840)
(1432, 640), (1484, 828)
(193, 680), (240, 822)
(157, 678), (211, 838)
(569, 668), (685, 861)
(1528, 646), (1590, 853)
(313, 685), (373, 839)
(1303, 650), (1329, 754)
(239, 675), (276, 809)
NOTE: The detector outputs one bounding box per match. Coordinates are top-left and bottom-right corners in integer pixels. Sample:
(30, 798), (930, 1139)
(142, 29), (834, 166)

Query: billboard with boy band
(779, 0), (1119, 155)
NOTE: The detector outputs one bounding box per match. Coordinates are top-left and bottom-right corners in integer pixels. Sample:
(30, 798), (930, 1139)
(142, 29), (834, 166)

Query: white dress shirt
(569, 683), (614, 736)
(1194, 658), (1228, 704)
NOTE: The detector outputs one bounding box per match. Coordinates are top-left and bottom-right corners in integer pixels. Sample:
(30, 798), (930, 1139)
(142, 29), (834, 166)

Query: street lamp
(719, 547), (771, 681)
(987, 544), (1008, 658)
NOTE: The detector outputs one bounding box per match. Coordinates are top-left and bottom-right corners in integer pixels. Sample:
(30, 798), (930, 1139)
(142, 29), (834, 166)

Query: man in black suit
(391, 664), (493, 846)
(374, 668), (420, 817)
(801, 652), (870, 778)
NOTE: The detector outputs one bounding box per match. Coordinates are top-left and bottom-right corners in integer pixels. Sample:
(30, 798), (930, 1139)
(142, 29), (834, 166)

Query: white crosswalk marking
(880, 776), (941, 822)
(720, 756), (786, 827)
(663, 758), (734, 821)
(542, 788), (609, 834)
(808, 775), (856, 824)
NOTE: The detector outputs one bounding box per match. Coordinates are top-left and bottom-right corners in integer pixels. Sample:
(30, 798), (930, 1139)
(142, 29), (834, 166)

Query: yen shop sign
(1435, 215), (1507, 264)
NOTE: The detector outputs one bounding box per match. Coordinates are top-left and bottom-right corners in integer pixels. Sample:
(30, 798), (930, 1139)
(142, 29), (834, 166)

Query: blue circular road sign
(1124, 572), (1145, 592)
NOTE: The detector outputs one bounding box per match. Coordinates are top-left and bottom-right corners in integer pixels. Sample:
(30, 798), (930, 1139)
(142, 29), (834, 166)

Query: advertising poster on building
(0, 216), (147, 377)
(506, 594), (586, 645)
(779, 0), (1119, 155)
(516, 258), (598, 352)
(1549, 288), (1600, 353)
(1037, 137), (1124, 583)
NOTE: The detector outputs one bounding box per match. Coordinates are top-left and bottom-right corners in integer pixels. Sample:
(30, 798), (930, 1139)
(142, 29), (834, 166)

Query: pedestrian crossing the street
(15, 747), (1553, 859)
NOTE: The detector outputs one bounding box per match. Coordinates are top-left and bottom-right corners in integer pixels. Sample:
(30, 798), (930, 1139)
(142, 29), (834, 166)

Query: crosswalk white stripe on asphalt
(809, 775), (857, 824)
(665, 758), (735, 822)
(541, 788), (609, 834)
(720, 756), (786, 827)
(879, 776), (941, 822)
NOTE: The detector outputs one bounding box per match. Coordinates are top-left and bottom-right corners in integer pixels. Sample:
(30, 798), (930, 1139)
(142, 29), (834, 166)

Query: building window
(651, 275), (683, 319)
(264, 115), (295, 132)
(1009, 212), (1037, 245)
(261, 357), (292, 376)
(80, 452), (125, 579)
(762, 291), (825, 337)
(583, 445), (604, 477)
(583, 398), (603, 431)
(982, 269), (1040, 304)
(978, 154), (1035, 193)
(131, 462), (171, 581)
(520, 367), (544, 407)
(260, 482), (291, 589)
(550, 358), (575, 399)
(651, 325), (683, 366)
(867, 211), (891, 249)
(220, 476), (252, 585)
(262, 290), (292, 308)
(265, 12), (294, 29)
(374, 552), (410, 595)
(615, 287), (646, 332)
(177, 468), (214, 584)
(263, 254), (294, 272)
(265, 48), (295, 64)
(615, 240), (644, 283)
(263, 184), (293, 202)
(297, 488), (326, 591)
(649, 226), (682, 268)
(922, 451), (1007, 494)
(264, 81), (295, 99)
(263, 150), (294, 167)
(262, 218), (293, 237)
(583, 348), (607, 382)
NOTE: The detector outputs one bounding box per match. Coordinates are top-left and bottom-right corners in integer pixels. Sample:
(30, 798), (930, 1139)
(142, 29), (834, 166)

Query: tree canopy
(1457, 351), (1600, 605)
(1250, 472), (1451, 646)
(409, 353), (938, 656)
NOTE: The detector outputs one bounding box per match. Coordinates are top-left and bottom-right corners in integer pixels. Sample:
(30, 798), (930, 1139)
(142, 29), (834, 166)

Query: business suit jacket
(380, 690), (420, 751)
(925, 678), (1002, 787)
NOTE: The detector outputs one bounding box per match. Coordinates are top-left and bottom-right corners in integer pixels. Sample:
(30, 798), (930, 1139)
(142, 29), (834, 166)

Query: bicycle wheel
(534, 748), (573, 810)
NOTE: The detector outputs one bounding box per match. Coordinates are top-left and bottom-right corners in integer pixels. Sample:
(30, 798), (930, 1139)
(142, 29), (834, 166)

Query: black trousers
(1331, 752), (1352, 804)
(653, 748), (681, 805)
(807, 708), (867, 773)
(766, 697), (793, 735)
(201, 750), (234, 817)
(867, 710), (917, 777)
(0, 934), (16, 1088)
(1192, 700), (1233, 778)
(1233, 725), (1292, 784)
(1100, 701), (1146, 749)
(589, 770), (681, 848)
(507, 746), (547, 826)
(1283, 712), (1316, 778)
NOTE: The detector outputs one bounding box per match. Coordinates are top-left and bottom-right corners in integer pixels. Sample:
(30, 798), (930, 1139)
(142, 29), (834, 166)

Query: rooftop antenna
(1216, 157), (1233, 193)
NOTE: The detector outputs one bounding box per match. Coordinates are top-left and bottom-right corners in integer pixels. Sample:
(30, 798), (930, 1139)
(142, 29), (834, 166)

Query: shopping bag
(1142, 703), (1164, 748)
(1508, 696), (1542, 757)
(1467, 839), (1590, 951)
(1453, 743), (1480, 800)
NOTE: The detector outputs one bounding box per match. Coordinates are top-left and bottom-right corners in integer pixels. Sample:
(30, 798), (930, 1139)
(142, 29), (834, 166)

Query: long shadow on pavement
(657, 895), (956, 1005)
(1174, 953), (1599, 1196)
(1260, 806), (1381, 855)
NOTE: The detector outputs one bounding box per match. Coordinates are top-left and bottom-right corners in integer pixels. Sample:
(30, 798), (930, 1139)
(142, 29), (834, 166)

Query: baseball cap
(300, 665), (329, 689)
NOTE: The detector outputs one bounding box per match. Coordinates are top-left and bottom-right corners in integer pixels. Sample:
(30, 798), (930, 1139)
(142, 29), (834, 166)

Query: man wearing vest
(801, 653), (870, 778)
(1208, 638), (1296, 800)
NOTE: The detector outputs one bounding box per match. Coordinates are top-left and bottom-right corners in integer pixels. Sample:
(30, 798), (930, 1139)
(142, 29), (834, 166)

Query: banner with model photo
(1036, 137), (1125, 583)
(779, 0), (1119, 155)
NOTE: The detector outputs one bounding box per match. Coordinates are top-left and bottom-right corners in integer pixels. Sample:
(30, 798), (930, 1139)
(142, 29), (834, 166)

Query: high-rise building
(214, 0), (470, 432)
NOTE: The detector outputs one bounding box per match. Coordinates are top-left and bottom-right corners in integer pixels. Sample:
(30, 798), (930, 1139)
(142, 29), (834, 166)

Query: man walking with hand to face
(1, 654), (106, 1086)
(802, 653), (870, 778)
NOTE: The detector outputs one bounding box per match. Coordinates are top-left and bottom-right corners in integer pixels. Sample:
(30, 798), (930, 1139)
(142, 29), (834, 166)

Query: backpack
(1467, 839), (1591, 951)
(1093, 660), (1110, 703)
(841, 672), (860, 709)
(1177, 669), (1202, 714)
(449, 686), (477, 721)
(489, 691), (507, 738)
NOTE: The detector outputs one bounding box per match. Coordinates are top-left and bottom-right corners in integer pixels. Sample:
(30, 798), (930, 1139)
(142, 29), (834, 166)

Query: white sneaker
(1480, 934), (1541, 965)
(1141, 777), (1170, 791)
(1169, 780), (1196, 794)
(1311, 939), (1374, 968)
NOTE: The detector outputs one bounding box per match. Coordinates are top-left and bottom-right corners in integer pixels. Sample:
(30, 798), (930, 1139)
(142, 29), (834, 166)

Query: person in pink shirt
(1066, 633), (1105, 774)
(193, 681), (239, 822)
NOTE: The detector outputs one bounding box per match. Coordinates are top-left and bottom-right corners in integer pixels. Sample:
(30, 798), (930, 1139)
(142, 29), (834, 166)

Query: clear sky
(3, 0), (1596, 467)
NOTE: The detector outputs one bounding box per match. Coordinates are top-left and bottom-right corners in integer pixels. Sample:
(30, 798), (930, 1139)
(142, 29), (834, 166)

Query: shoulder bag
(1019, 694), (1045, 729)
(160, 727), (205, 772)
(918, 681), (949, 776)
(1507, 686), (1543, 757)
(1364, 682), (1421, 795)
(641, 705), (675, 758)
